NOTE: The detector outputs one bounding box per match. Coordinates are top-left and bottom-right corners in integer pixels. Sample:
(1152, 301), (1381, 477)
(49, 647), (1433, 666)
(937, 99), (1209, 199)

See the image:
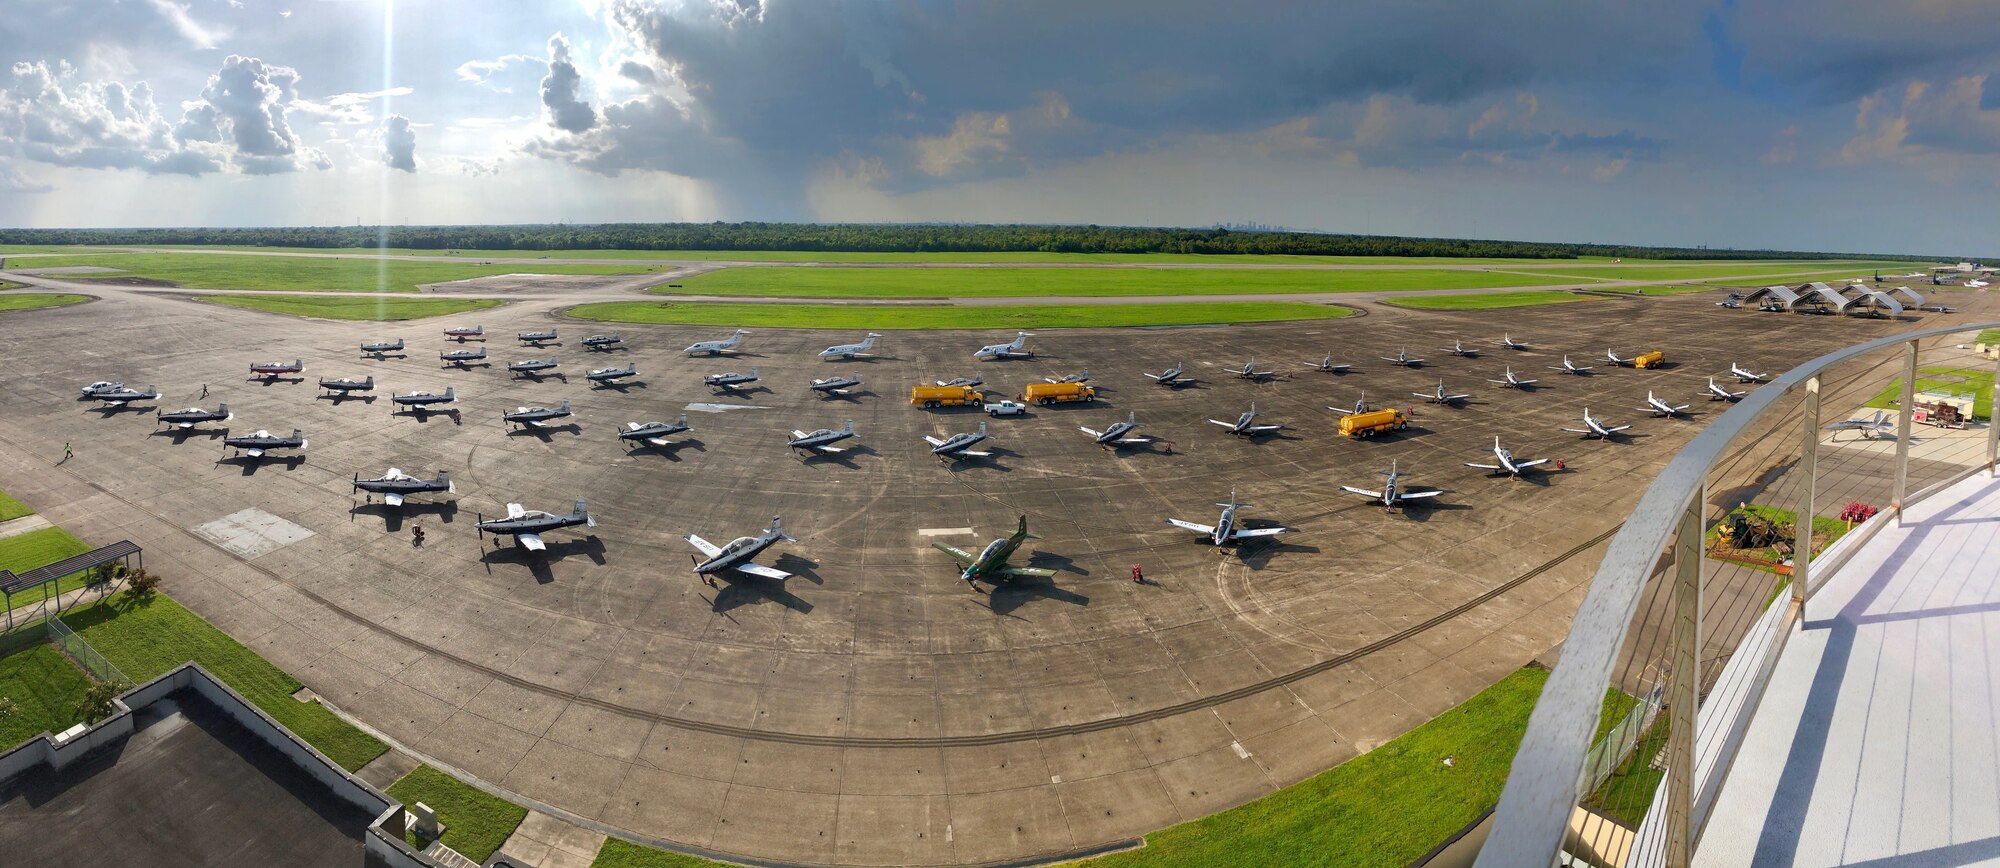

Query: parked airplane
(1544, 356), (1591, 376)
(685, 516), (796, 586)
(704, 368), (760, 391)
(809, 372), (862, 397)
(819, 333), (881, 360)
(79, 381), (125, 398)
(1381, 348), (1425, 367)
(937, 376), (984, 388)
(1079, 412), (1153, 448)
(933, 515), (1056, 590)
(1897, 272), (1928, 279)
(1167, 491), (1290, 546)
(222, 428), (306, 459)
(503, 400), (572, 429)
(1969, 279), (1991, 288)
(1302, 355), (1352, 373)
(1717, 298), (1742, 309)
(1638, 391), (1691, 417)
(1825, 410), (1895, 440)
(1226, 358), (1277, 381)
(1605, 350), (1642, 367)
(973, 332), (1034, 360)
(318, 375), (374, 397)
(1441, 340), (1479, 357)
(1415, 381), (1472, 405)
(1706, 378), (1747, 401)
(390, 388), (456, 413)
(685, 329), (749, 356)
(517, 329), (558, 345)
(477, 500), (593, 551)
(508, 357), (560, 378)
(1496, 335), (1529, 350)
(352, 469), (454, 506)
(926, 421), (994, 460)
(788, 420), (857, 454)
(584, 363), (638, 385)
(1143, 363), (1193, 386)
(1729, 363), (1768, 383)
(360, 339), (405, 358)
(443, 325), (484, 342)
(1488, 368), (1538, 389)
(1465, 436), (1552, 478)
(619, 415), (691, 448)
(1340, 461), (1441, 512)
(92, 384), (158, 406)
(1208, 403), (1284, 436)
(580, 333), (623, 350)
(1044, 369), (1090, 384)
(157, 404), (231, 428)
(1328, 392), (1372, 416)
(250, 359), (304, 379)
(1562, 409), (1633, 439)
(440, 348), (488, 367)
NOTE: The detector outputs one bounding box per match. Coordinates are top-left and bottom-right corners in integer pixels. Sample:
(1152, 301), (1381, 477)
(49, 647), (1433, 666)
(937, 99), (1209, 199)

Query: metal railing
(1477, 318), (2000, 868)
(49, 615), (129, 687)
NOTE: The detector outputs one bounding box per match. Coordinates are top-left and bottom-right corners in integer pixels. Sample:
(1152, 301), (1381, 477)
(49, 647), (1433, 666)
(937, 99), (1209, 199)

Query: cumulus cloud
(146, 0), (230, 49)
(1841, 75), (2000, 163)
(0, 162), (51, 193)
(540, 34), (596, 133)
(456, 54), (539, 93)
(382, 114), (416, 172)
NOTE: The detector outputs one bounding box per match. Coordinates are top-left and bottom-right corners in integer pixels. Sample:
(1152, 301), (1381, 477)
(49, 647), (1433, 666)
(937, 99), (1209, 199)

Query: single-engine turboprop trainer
(222, 428), (306, 459)
(1079, 411), (1153, 448)
(250, 359), (303, 379)
(477, 500), (593, 551)
(353, 469), (454, 506)
(933, 515), (1057, 590)
(1167, 491), (1291, 546)
(620, 415), (691, 447)
(157, 403), (231, 428)
(685, 516), (796, 586)
(1465, 436), (1552, 478)
(503, 400), (573, 429)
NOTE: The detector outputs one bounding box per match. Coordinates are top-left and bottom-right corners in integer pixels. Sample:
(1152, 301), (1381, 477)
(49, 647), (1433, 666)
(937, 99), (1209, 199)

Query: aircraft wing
(814, 445), (848, 453)
(1413, 391), (1437, 399)
(931, 541), (977, 565)
(1167, 518), (1215, 535)
(1605, 424), (1633, 433)
(1464, 462), (1502, 470)
(1112, 436), (1155, 445)
(732, 562), (792, 581)
(957, 449), (993, 457)
(506, 502), (527, 518)
(246, 448), (265, 458)
(1513, 458), (1553, 469)
(1400, 490), (1443, 500)
(791, 429), (809, 439)
(1340, 485), (1383, 499)
(684, 534), (723, 558)
(385, 493), (405, 507)
(1245, 424), (1283, 433)
(923, 435), (947, 446)
(1230, 527), (1289, 539)
(1078, 427), (1104, 438)
(176, 422), (194, 429)
(1561, 427), (1591, 434)
(517, 533), (547, 551)
(998, 565), (1058, 579)
(1206, 419), (1238, 428)
(1446, 393), (1471, 401)
(645, 437), (673, 447)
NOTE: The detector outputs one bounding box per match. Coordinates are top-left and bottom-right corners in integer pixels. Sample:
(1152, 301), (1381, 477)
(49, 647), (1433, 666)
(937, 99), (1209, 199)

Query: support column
(1666, 489), (1705, 867)
(1892, 340), (1918, 521)
(1988, 345), (2000, 473)
(1795, 377), (1820, 609)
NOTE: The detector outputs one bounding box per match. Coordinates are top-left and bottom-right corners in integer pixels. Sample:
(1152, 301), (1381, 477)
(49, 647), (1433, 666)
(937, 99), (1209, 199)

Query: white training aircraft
(1166, 490), (1290, 546)
(1496, 334), (1529, 350)
(1824, 410), (1896, 441)
(1968, 278), (1990, 288)
(1414, 381), (1472, 405)
(973, 332), (1034, 360)
(926, 420), (995, 460)
(1079, 412), (1154, 448)
(788, 420), (857, 454)
(1465, 436), (1552, 479)
(1340, 461), (1441, 512)
(685, 516), (795, 586)
(1440, 340), (1479, 357)
(1328, 392), (1371, 416)
(1226, 357), (1277, 381)
(1548, 356), (1595, 375)
(685, 329), (750, 356)
(819, 333), (881, 360)
(1208, 403), (1284, 436)
(1729, 363), (1768, 383)
(1562, 409), (1633, 439)
(1488, 368), (1538, 389)
(1605, 350), (1643, 367)
(1381, 348), (1426, 367)
(1706, 378), (1747, 401)
(1638, 391), (1692, 418)
(1302, 355), (1353, 373)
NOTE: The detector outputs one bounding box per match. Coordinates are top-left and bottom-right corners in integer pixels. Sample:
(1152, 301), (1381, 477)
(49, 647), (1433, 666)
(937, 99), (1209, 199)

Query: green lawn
(0, 491), (30, 522)
(116, 246), (1810, 266)
(0, 642), (94, 749)
(62, 592), (388, 770)
(569, 301), (1353, 330)
(0, 293), (89, 312)
(1866, 366), (1993, 420)
(15, 253), (662, 293)
(386, 765), (529, 863)
(1584, 712), (1670, 828)
(1503, 262), (1899, 282)
(592, 838), (723, 867)
(1596, 284), (1719, 296)
(660, 265), (1574, 299)
(204, 294), (505, 321)
(0, 280), (23, 290)
(0, 526), (91, 575)
(1385, 290), (1605, 310)
(1083, 665), (1548, 868)
(1701, 269), (1881, 286)
(1976, 329), (2000, 347)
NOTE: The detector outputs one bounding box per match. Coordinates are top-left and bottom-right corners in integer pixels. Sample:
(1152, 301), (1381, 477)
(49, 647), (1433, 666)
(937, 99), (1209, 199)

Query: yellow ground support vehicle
(1338, 408), (1409, 438)
(1634, 350), (1665, 369)
(910, 384), (985, 408)
(1021, 382), (1097, 405)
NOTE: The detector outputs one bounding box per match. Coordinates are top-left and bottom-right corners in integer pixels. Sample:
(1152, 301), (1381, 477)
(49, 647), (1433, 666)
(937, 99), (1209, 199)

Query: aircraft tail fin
(977, 420), (987, 436)
(1015, 514), (1041, 541)
(842, 419), (854, 434)
(549, 355), (556, 365)
(439, 470), (454, 493)
(1127, 411), (1138, 426)
(770, 515), (797, 542)
(442, 387), (454, 400)
(676, 412), (688, 427)
(576, 500), (595, 527)
(559, 399), (570, 412)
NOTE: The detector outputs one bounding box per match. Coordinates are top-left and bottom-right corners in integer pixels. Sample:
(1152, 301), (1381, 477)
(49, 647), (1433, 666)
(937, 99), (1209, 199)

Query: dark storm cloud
(1726, 0), (2000, 104)
(382, 114), (416, 172)
(540, 34), (597, 133)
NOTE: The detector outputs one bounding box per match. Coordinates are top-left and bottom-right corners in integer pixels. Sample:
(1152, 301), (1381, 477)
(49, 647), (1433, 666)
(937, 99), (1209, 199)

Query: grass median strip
(1385, 290), (1604, 310)
(0, 525), (91, 576)
(0, 292), (89, 312)
(386, 765), (529, 863)
(591, 838), (725, 867)
(0, 491), (30, 522)
(570, 300), (1352, 329)
(658, 265), (1568, 298)
(203, 294), (505, 321)
(62, 592), (388, 770)
(18, 253), (662, 293)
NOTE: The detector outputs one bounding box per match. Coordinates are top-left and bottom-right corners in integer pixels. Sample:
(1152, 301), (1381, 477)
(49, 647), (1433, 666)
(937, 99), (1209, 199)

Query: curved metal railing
(1478, 318), (2000, 867)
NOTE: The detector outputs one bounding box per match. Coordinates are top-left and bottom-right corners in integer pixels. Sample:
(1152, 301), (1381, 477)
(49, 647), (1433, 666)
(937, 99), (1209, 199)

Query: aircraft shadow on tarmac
(1024, 550), (1088, 576)
(799, 444), (876, 468)
(591, 379), (647, 392)
(90, 404), (153, 416)
(626, 439), (704, 461)
(515, 372), (567, 383)
(711, 385), (772, 397)
(319, 393), (378, 404)
(350, 499), (459, 532)
(1386, 498), (1471, 523)
(394, 409), (465, 425)
(149, 426), (227, 442)
(1237, 537), (1322, 570)
(708, 576), (813, 615)
(942, 449), (1013, 473)
(217, 454), (306, 475)
(815, 389), (875, 402)
(251, 376), (307, 385)
(986, 576), (1090, 617)
(480, 534), (607, 583)
(507, 422), (582, 439)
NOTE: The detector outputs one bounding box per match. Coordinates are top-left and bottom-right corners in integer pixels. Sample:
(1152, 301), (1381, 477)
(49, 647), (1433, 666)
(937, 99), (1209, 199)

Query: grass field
(16, 253), (662, 293)
(1866, 366), (1994, 420)
(659, 266), (1574, 299)
(570, 300), (1353, 330)
(63, 592), (388, 770)
(0, 526), (92, 576)
(203, 294), (505, 321)
(1083, 665), (1547, 868)
(0, 491), (29, 523)
(1385, 290), (1604, 310)
(386, 765), (529, 863)
(1502, 262), (1899, 282)
(0, 643), (94, 749)
(0, 280), (22, 290)
(1594, 284), (1719, 296)
(1700, 269), (1881, 286)
(0, 292), (89, 312)
(591, 838), (722, 867)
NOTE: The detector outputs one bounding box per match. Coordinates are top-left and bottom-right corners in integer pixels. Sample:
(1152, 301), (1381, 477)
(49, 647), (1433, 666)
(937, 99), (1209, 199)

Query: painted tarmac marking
(1231, 741), (1252, 760)
(917, 527), (975, 536)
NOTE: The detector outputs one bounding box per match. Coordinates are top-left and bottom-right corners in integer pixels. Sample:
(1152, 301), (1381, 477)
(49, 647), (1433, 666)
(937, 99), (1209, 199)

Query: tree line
(0, 222), (1945, 262)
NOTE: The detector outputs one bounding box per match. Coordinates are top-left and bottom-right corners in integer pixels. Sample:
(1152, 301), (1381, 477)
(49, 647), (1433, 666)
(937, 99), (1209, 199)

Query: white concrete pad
(192, 508), (315, 558)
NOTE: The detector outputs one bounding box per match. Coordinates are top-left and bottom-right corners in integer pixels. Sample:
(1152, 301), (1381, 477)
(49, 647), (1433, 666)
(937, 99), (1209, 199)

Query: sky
(2, 0), (1997, 256)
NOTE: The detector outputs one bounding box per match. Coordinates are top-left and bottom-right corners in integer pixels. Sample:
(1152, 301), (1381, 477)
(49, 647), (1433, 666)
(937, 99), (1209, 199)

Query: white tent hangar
(1891, 286), (1925, 308)
(1805, 282), (1855, 313)
(1852, 289), (1904, 318)
(1743, 284), (1802, 310)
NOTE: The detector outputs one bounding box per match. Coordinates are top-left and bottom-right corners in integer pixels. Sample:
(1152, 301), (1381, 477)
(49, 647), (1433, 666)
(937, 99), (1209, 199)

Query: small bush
(123, 568), (161, 600)
(72, 679), (126, 723)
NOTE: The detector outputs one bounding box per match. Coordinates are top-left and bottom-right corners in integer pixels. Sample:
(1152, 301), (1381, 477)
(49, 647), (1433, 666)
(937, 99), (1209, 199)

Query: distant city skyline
(3, 1), (1997, 254)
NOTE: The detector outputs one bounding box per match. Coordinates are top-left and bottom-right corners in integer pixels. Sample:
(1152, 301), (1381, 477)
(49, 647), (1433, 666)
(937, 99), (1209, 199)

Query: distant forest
(0, 223), (1941, 262)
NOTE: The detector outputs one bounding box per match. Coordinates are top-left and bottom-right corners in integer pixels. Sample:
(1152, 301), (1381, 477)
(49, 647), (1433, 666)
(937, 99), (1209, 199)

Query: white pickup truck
(983, 400), (1027, 417)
